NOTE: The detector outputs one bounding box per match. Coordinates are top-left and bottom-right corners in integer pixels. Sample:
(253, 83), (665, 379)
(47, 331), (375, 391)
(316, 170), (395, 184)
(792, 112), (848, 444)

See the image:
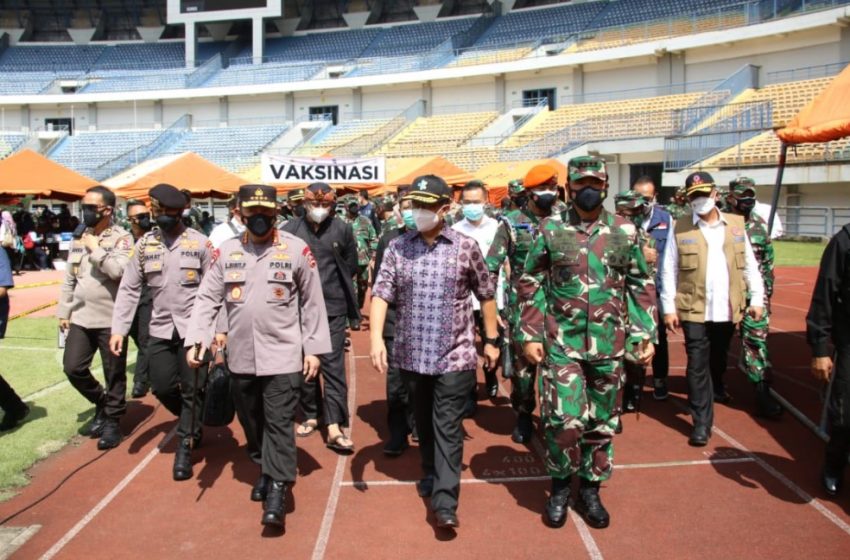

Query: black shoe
(544, 478), (570, 528)
(350, 320), (361, 331)
(262, 481), (287, 528)
(653, 378), (669, 400)
(0, 403), (29, 431)
(713, 382), (731, 404)
(512, 412), (533, 444)
(822, 465), (843, 497)
(192, 428), (203, 450)
(416, 475), (435, 498)
(614, 418), (623, 435)
(755, 381), (782, 418)
(87, 403), (107, 438)
(97, 418), (122, 450)
(463, 397), (477, 419)
(622, 384), (637, 413)
(173, 438), (193, 481)
(251, 474), (270, 502)
(131, 382), (149, 399)
(574, 481), (610, 529)
(485, 369), (498, 399)
(383, 436), (409, 457)
(435, 509), (459, 529)
(688, 425), (711, 447)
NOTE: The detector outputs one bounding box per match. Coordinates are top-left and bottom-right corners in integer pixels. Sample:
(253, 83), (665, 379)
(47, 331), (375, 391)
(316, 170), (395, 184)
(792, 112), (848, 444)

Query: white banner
(260, 154), (386, 185)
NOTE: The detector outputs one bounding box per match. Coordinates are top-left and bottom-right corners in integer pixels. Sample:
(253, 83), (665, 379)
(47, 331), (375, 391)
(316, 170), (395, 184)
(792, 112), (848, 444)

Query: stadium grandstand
(0, 0), (848, 237)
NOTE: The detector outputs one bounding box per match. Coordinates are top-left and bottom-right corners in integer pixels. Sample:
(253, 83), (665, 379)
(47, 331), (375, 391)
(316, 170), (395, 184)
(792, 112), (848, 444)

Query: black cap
(684, 171), (716, 197)
(287, 188), (305, 203)
(403, 175), (451, 204)
(149, 183), (188, 209)
(238, 184), (276, 209)
(464, 179), (486, 189)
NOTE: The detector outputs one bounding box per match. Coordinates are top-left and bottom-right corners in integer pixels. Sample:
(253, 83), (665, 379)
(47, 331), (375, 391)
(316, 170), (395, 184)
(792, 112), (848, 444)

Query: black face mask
(735, 197), (756, 214)
(245, 214), (274, 237)
(293, 206), (306, 218)
(81, 205), (103, 228)
(531, 192), (558, 213)
(155, 214), (180, 232)
(513, 195), (528, 209)
(572, 187), (606, 212)
(135, 213), (152, 232)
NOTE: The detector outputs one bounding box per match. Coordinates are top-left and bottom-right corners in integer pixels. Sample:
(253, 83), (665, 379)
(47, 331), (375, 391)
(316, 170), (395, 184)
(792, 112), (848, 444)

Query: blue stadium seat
(361, 18), (476, 57)
(473, 3), (605, 47)
(50, 130), (163, 177)
(160, 124), (289, 170)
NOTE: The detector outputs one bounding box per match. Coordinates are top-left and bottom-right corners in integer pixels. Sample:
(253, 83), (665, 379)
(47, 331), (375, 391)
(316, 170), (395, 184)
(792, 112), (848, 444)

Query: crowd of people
(0, 156), (848, 534)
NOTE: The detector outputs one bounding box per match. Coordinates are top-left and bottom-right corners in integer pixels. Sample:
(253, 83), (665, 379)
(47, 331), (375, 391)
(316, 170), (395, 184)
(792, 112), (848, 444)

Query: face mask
(735, 197), (756, 214)
(155, 214), (180, 232)
(308, 206), (330, 223)
(245, 214), (274, 237)
(411, 208), (441, 232)
(690, 196), (716, 216)
(81, 205), (103, 228)
(401, 209), (416, 230)
(462, 203), (485, 222)
(531, 190), (558, 212)
(572, 187), (606, 212)
(135, 213), (152, 232)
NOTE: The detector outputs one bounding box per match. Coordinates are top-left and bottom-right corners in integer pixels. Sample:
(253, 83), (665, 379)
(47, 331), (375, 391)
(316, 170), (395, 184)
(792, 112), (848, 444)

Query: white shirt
(753, 201), (783, 239)
(452, 215), (503, 310)
(208, 216), (246, 249)
(660, 210), (765, 322)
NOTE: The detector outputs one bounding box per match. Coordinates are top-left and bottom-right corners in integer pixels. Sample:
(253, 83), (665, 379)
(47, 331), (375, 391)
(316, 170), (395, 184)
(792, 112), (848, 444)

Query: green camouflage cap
(568, 155), (607, 183)
(729, 176), (756, 196)
(508, 178), (524, 195)
(614, 190), (646, 211)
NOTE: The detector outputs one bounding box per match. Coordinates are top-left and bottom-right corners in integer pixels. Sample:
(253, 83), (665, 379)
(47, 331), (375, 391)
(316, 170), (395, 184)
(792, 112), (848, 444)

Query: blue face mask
(401, 209), (416, 230)
(462, 203), (485, 222)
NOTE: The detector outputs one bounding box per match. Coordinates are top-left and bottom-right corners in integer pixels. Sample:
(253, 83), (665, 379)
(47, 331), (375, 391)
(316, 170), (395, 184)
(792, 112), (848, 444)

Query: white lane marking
(0, 524), (41, 560)
(38, 428), (176, 560)
(23, 351), (138, 402)
(0, 345), (57, 352)
(339, 458), (757, 488)
(311, 347), (357, 560)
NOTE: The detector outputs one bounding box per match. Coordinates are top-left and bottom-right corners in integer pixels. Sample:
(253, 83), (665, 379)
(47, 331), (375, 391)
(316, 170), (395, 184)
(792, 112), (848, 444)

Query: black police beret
(149, 183), (188, 209)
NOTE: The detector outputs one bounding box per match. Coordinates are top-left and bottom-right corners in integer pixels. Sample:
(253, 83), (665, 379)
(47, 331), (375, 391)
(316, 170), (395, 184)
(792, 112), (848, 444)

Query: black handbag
(203, 361), (236, 427)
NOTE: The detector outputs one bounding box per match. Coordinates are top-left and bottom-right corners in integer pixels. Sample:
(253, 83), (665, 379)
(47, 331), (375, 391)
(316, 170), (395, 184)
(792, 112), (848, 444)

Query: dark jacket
(373, 225), (405, 338)
(645, 205), (673, 293)
(807, 224), (850, 357)
(282, 216), (359, 318)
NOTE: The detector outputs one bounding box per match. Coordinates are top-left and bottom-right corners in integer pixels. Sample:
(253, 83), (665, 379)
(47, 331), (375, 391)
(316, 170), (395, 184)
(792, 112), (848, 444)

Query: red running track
(1, 266), (849, 559)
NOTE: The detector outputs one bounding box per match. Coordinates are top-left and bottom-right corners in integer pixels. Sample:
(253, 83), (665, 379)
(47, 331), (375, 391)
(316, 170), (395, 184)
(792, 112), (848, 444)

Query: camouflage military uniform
(738, 210), (773, 383)
(666, 187), (689, 221)
(485, 207), (545, 415)
(381, 214), (401, 236)
(516, 208), (657, 481)
(342, 212), (377, 308)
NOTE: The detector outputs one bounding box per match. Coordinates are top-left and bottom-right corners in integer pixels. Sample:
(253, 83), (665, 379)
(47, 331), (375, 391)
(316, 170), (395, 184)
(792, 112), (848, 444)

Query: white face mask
(308, 206), (330, 223)
(690, 196), (716, 216)
(411, 208), (441, 232)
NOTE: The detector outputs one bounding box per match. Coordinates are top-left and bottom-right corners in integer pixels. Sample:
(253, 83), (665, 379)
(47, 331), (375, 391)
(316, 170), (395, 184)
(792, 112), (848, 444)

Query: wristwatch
(483, 336), (501, 347)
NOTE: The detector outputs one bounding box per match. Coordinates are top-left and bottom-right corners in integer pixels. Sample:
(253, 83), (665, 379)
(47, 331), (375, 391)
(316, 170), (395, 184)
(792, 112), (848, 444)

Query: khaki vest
(673, 212), (748, 323)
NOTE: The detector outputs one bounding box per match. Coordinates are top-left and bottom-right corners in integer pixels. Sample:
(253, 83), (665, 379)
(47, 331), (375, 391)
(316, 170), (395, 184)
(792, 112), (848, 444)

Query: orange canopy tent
(105, 152), (245, 200)
(0, 149), (97, 201)
(469, 158), (568, 204)
(768, 66), (850, 235)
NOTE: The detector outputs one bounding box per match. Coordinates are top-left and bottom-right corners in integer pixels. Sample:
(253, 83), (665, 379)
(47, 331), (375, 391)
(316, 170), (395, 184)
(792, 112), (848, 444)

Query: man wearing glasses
(58, 186), (133, 449)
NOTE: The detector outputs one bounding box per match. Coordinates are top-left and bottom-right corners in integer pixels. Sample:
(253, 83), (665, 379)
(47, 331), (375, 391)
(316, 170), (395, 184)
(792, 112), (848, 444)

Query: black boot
(544, 477), (570, 528)
(131, 381), (149, 399)
(173, 438), (193, 481)
(251, 474), (270, 502)
(484, 368), (498, 399)
(383, 433), (409, 457)
(87, 402), (107, 438)
(97, 418), (122, 450)
(0, 402), (30, 431)
(574, 480), (610, 529)
(622, 383), (636, 413)
(512, 412), (533, 444)
(822, 429), (850, 496)
(262, 481), (287, 528)
(755, 381), (782, 418)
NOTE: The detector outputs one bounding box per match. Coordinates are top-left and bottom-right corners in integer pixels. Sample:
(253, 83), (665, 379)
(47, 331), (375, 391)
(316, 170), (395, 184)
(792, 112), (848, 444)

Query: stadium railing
(780, 206), (850, 238)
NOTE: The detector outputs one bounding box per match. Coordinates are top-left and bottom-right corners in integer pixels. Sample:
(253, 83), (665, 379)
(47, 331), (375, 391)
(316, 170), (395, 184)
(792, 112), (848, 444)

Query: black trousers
(63, 324), (128, 419)
(128, 298), (152, 387)
(403, 369), (476, 513)
(231, 372), (300, 483)
(385, 337), (414, 441)
(0, 374), (25, 414)
(652, 311), (670, 380)
(682, 321), (736, 429)
(825, 339), (850, 471)
(300, 314), (349, 427)
(149, 330), (206, 440)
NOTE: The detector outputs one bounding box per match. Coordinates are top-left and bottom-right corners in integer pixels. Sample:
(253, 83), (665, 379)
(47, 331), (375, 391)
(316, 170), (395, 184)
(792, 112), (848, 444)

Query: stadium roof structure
(777, 64), (850, 145)
(105, 152), (244, 200)
(0, 149), (96, 201)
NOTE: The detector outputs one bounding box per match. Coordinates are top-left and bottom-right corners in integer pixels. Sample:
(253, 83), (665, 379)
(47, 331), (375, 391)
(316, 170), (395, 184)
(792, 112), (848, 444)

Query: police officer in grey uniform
(110, 183), (213, 481)
(125, 199), (154, 398)
(186, 184), (331, 529)
(58, 185), (132, 450)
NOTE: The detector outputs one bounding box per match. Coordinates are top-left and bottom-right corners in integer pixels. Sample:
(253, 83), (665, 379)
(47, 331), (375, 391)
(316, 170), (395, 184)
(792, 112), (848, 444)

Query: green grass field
(0, 317), (137, 502)
(773, 240), (827, 267)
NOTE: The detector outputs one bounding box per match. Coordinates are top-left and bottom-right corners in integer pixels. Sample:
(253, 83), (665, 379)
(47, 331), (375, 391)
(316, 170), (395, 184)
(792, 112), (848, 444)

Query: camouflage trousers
(538, 358), (623, 482)
(510, 337), (537, 415)
(739, 303), (770, 384)
(355, 264), (370, 310)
